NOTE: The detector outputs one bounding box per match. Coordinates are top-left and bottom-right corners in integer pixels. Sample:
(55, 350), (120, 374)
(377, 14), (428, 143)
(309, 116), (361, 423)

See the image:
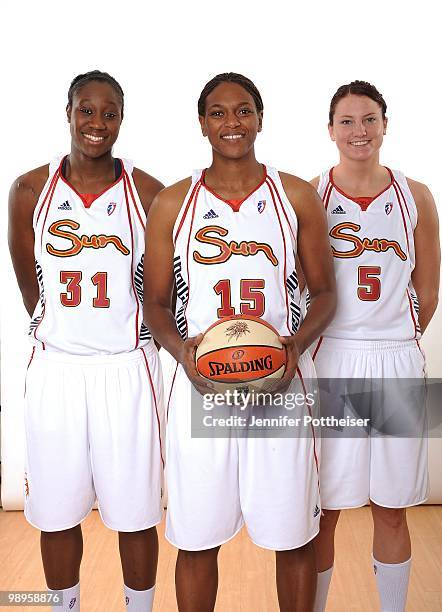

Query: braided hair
(198, 72), (263, 116)
(329, 80), (387, 125)
(67, 70), (124, 116)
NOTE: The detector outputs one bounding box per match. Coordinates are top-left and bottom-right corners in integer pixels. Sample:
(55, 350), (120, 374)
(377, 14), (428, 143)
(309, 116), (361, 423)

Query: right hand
(179, 334), (214, 395)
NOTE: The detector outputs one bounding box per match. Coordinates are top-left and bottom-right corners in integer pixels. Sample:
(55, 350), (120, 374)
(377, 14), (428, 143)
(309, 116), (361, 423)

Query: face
(199, 81), (263, 160)
(66, 80), (123, 158)
(329, 94), (387, 161)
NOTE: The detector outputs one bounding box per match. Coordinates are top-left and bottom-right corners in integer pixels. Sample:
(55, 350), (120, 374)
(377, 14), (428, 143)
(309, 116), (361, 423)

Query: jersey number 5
(214, 279), (265, 318)
(60, 271), (110, 308)
(357, 266), (381, 301)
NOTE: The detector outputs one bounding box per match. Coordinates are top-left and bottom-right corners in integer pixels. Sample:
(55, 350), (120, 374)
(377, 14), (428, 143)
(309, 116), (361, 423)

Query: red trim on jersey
(406, 289), (419, 338)
(166, 362), (179, 422)
(39, 170), (60, 249)
(58, 155), (124, 208)
(392, 182), (410, 253)
(311, 336), (323, 361)
(323, 181), (333, 210)
(265, 174), (297, 243)
(201, 165), (267, 212)
(33, 304), (46, 350)
(266, 178), (291, 334)
(297, 366), (320, 489)
(123, 177), (141, 350)
(174, 179), (202, 244)
(124, 168), (146, 230)
(141, 347), (165, 467)
(329, 167), (394, 211)
(393, 179), (412, 224)
(183, 183), (201, 336)
(36, 168), (60, 224)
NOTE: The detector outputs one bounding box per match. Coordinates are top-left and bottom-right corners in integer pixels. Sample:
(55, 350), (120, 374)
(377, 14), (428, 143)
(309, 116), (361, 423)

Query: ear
(257, 110), (263, 133)
(328, 122), (335, 141)
(66, 104), (71, 123)
(199, 114), (207, 137)
(383, 116), (388, 135)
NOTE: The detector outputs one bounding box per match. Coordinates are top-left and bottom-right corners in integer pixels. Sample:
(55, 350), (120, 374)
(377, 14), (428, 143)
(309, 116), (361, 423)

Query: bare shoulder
(310, 176), (320, 189)
(278, 171), (322, 206)
(10, 164), (49, 207)
(406, 177), (435, 206)
(149, 177), (193, 225)
(132, 167), (165, 213)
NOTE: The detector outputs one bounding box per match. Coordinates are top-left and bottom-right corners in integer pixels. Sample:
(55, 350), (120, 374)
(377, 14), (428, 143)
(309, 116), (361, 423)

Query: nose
(224, 111), (241, 128)
(88, 115), (106, 130)
(353, 121), (367, 137)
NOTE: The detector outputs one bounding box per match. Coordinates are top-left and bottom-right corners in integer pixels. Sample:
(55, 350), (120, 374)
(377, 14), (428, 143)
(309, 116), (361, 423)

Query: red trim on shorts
(266, 178), (291, 334)
(174, 179), (202, 244)
(311, 336), (323, 361)
(297, 366), (320, 491)
(392, 182), (410, 253)
(24, 346), (36, 396)
(123, 175), (140, 350)
(329, 167), (394, 211)
(58, 156), (124, 208)
(141, 347), (165, 467)
(265, 174), (297, 244)
(124, 167), (146, 230)
(166, 362), (179, 422)
(201, 165), (267, 212)
(36, 167), (60, 224)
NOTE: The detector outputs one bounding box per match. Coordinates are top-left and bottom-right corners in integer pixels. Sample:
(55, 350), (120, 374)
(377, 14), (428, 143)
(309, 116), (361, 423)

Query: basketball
(195, 315), (286, 392)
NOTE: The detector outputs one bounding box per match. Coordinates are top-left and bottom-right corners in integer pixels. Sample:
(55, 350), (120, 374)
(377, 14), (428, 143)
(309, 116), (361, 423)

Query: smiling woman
(7, 70), (165, 612)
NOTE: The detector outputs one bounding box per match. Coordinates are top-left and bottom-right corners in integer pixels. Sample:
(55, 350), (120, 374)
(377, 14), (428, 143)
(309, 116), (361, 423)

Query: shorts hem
(249, 526), (320, 551)
(100, 510), (163, 532)
(165, 521), (244, 551)
(24, 505), (94, 532)
(321, 500), (368, 511)
(369, 495), (428, 509)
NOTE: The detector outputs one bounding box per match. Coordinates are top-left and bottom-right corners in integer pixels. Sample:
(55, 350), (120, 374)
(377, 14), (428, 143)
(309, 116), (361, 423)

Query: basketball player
(144, 73), (336, 611)
(8, 71), (164, 612)
(310, 81), (440, 611)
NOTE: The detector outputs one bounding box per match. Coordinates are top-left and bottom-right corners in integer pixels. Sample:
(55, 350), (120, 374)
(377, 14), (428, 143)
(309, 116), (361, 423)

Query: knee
(319, 509), (340, 533)
(178, 546), (220, 565)
(372, 505), (407, 530)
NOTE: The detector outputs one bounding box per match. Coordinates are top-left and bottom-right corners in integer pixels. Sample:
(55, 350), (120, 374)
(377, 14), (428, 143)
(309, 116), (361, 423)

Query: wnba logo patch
(257, 200), (266, 213)
(385, 202), (393, 215)
(107, 203), (117, 216)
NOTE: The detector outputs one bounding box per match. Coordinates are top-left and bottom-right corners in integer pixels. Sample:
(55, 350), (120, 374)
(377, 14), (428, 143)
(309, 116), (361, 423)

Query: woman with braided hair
(9, 70), (165, 612)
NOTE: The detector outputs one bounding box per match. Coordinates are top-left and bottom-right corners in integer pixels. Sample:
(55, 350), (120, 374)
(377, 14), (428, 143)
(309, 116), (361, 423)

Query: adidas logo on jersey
(313, 504), (320, 518)
(331, 205), (346, 214)
(203, 209), (219, 219)
(58, 200), (72, 210)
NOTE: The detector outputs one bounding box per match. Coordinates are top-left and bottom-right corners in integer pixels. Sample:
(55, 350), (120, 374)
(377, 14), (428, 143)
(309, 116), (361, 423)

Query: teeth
(350, 141), (369, 146)
(222, 134), (243, 140)
(83, 133), (105, 142)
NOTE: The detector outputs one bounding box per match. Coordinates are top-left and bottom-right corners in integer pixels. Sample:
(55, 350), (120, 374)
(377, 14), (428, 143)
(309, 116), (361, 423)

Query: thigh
(165, 365), (243, 551)
(24, 354), (95, 531)
(88, 347), (165, 531)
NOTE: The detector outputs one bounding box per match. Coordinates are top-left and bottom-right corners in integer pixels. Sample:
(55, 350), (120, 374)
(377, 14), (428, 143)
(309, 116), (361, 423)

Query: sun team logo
(385, 202), (393, 215)
(107, 202), (117, 216)
(257, 200), (266, 213)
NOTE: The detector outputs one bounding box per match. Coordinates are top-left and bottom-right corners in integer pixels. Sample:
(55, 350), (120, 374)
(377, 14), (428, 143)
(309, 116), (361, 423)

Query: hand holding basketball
(269, 335), (301, 393)
(179, 334), (214, 395)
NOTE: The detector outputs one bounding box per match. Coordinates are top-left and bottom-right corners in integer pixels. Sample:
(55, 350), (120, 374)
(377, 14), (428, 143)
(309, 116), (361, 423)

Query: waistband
(319, 337), (420, 353)
(30, 340), (157, 365)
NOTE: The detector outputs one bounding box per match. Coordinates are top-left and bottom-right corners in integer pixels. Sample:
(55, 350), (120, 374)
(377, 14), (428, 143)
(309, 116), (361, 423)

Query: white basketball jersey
(30, 156), (150, 355)
(173, 166), (302, 338)
(318, 168), (420, 341)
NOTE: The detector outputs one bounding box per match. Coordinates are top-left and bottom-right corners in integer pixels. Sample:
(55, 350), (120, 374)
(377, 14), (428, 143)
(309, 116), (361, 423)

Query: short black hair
(329, 80), (387, 125)
(68, 70), (124, 115)
(198, 72), (263, 116)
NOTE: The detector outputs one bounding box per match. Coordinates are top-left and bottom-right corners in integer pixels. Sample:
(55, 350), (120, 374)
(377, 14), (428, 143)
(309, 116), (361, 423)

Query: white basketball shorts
(312, 337), (428, 509)
(165, 351), (321, 551)
(24, 342), (165, 532)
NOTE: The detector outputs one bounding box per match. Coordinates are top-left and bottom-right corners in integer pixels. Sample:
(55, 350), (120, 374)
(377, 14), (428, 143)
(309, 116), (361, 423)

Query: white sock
(124, 584), (155, 611)
(314, 566), (333, 612)
(373, 556), (411, 612)
(49, 582), (80, 611)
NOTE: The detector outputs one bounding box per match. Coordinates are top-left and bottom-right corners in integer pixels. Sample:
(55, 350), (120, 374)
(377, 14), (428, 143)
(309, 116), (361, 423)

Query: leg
(175, 546), (220, 612)
(119, 527), (159, 590)
(313, 509), (340, 572)
(41, 525), (83, 589)
(276, 542), (316, 612)
(371, 503), (411, 612)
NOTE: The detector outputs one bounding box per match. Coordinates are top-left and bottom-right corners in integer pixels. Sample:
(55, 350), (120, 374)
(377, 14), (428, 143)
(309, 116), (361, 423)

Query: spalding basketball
(195, 315), (286, 392)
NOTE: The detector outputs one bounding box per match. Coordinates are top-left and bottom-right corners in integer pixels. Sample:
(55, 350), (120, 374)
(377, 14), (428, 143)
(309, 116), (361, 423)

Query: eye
(210, 110), (223, 117)
(79, 107), (92, 115)
(340, 119), (352, 125)
(238, 108), (252, 115)
(104, 112), (117, 119)
(366, 116), (376, 123)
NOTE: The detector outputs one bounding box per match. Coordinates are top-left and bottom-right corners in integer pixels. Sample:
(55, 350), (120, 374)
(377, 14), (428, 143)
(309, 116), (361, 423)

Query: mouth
(82, 133), (107, 143)
(221, 133), (245, 141)
(349, 140), (370, 147)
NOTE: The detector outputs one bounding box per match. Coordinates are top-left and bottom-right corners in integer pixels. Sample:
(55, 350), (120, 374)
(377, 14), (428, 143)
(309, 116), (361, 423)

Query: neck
(67, 148), (115, 184)
(205, 150), (263, 193)
(333, 153), (389, 193)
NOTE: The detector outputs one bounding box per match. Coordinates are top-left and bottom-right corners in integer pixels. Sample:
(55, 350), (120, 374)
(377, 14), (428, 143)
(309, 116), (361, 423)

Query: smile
(349, 140), (369, 146)
(221, 134), (244, 140)
(83, 133), (106, 143)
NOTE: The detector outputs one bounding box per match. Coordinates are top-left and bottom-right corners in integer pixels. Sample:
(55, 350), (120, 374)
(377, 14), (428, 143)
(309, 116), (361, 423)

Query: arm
(408, 178), (440, 333)
(8, 166), (48, 316)
(143, 179), (212, 393)
(132, 167), (164, 215)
